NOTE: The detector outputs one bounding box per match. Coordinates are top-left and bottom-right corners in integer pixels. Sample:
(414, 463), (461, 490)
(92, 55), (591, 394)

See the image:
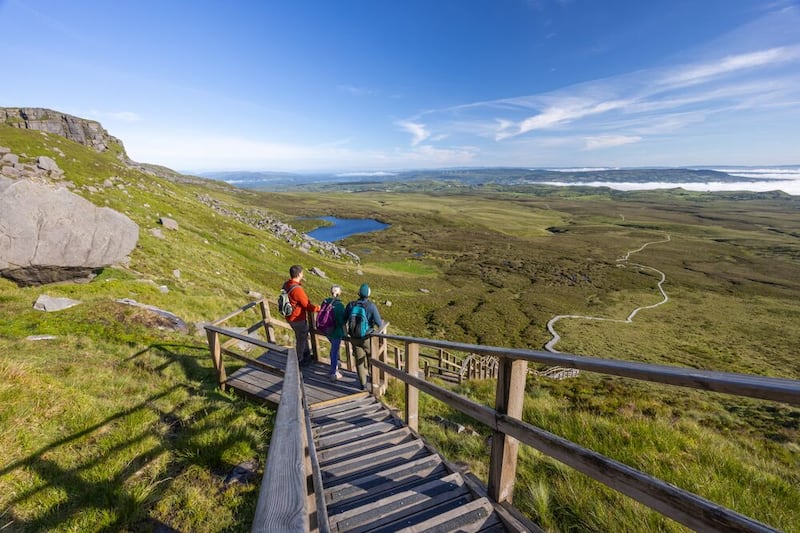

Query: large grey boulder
(0, 180), (139, 285)
(33, 294), (82, 312)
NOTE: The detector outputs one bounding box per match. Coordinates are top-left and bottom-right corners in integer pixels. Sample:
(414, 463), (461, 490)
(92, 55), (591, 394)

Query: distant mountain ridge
(199, 166), (780, 191)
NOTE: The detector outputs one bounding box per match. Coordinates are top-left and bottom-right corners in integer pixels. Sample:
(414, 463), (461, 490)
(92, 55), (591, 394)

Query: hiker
(345, 283), (384, 390)
(281, 265), (320, 366)
(318, 285), (347, 381)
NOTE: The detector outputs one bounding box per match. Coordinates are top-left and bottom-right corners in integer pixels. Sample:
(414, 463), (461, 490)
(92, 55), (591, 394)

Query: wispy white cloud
(400, 8), (800, 164)
(660, 46), (800, 88)
(396, 120), (430, 146)
(584, 135), (641, 150)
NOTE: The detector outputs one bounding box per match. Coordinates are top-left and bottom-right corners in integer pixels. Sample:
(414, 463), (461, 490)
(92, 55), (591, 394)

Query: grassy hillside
(0, 126), (377, 532)
(253, 186), (800, 532)
(1, 124), (799, 531)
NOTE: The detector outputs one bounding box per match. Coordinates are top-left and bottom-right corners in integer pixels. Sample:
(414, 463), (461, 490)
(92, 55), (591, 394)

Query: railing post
(258, 299), (276, 344)
(344, 341), (353, 371)
(488, 356), (527, 504)
(379, 336), (388, 395)
(369, 335), (383, 396)
(394, 346), (402, 369)
(405, 341), (420, 432)
(205, 328), (226, 391)
(308, 314), (319, 362)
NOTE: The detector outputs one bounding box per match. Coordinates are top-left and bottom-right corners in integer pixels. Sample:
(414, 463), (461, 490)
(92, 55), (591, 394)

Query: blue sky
(1, 0), (799, 172)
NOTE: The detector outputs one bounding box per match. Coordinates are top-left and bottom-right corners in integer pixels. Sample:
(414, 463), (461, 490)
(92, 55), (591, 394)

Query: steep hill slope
(0, 122), (374, 531)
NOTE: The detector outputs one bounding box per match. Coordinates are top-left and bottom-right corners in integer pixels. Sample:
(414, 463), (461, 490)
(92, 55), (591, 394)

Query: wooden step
(328, 472), (471, 532)
(311, 402), (385, 426)
(321, 440), (430, 486)
(388, 497), (501, 533)
(310, 396), (378, 418)
(325, 454), (445, 507)
(316, 419), (403, 449)
(313, 409), (394, 438)
(317, 427), (412, 466)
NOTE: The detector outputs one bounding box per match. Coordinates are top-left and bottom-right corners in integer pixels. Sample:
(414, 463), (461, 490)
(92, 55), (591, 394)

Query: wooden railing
(370, 332), (800, 533)
(205, 299), (330, 533)
(206, 298), (800, 531)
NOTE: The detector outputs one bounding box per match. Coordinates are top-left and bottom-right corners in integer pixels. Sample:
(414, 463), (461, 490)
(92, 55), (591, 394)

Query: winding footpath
(544, 235), (671, 353)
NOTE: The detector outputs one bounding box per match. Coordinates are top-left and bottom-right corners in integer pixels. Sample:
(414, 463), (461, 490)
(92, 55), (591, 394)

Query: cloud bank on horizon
(0, 0), (798, 172)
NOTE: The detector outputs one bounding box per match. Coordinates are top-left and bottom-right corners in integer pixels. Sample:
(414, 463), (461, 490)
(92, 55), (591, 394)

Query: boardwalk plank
(313, 411), (395, 437)
(310, 396), (378, 417)
(317, 427), (412, 466)
(387, 497), (498, 533)
(324, 455), (446, 507)
(321, 440), (427, 483)
(316, 419), (403, 449)
(328, 473), (469, 532)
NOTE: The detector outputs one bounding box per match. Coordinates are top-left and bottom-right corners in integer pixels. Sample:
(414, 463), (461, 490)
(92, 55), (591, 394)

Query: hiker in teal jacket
(345, 283), (384, 390)
(321, 285), (347, 381)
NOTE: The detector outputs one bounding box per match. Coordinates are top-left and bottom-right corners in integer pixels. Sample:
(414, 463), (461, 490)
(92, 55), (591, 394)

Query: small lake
(307, 216), (389, 242)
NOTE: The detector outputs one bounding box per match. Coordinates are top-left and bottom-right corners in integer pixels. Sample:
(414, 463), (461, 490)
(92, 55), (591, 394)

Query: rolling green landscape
(2, 124), (799, 531)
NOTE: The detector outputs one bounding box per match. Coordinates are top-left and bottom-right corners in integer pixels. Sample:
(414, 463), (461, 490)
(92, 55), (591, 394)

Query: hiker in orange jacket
(282, 265), (320, 366)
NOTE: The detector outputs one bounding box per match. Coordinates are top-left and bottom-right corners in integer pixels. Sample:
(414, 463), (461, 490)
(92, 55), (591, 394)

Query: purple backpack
(316, 299), (336, 335)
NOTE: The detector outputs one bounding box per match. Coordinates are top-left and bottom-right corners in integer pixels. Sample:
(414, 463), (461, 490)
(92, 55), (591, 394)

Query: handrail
(251, 348), (309, 533)
(370, 358), (780, 532)
(376, 333), (800, 406)
(206, 308), (327, 531)
(368, 334), (800, 532)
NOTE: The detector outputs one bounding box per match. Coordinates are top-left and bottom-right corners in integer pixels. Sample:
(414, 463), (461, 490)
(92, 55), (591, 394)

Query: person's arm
(295, 287), (320, 312)
(369, 302), (384, 329)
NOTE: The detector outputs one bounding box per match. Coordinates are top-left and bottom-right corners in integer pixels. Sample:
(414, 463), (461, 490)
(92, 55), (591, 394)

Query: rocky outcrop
(196, 193), (360, 262)
(0, 107), (127, 157)
(0, 178), (139, 286)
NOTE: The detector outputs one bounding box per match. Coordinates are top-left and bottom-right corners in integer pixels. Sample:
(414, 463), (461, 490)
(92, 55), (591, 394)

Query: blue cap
(358, 283), (371, 298)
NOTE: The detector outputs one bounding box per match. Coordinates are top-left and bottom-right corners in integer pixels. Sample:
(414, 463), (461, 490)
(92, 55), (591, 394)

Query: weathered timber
(488, 357), (527, 504)
(252, 349), (308, 533)
(369, 357), (782, 532)
(311, 396), (524, 532)
(204, 324), (286, 352)
(377, 333), (800, 406)
(405, 341), (420, 431)
(211, 299), (262, 326)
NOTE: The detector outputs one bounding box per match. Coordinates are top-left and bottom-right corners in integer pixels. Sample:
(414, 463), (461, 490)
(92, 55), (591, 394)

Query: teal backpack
(346, 302), (369, 339)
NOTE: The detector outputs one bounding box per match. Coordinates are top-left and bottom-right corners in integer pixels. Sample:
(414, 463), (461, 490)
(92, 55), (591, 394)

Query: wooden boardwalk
(224, 346), (526, 531)
(208, 301), (800, 532)
(225, 347), (365, 407)
(312, 395), (518, 532)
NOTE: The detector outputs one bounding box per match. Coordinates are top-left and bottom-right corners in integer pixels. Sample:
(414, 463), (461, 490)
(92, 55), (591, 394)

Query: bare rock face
(0, 107), (127, 156)
(0, 179), (139, 286)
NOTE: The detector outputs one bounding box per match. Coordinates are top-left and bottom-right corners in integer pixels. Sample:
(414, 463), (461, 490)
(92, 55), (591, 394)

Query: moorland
(1, 123), (799, 532)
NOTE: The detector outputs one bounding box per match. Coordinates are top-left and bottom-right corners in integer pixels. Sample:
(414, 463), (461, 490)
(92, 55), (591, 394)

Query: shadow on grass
(2, 344), (273, 532)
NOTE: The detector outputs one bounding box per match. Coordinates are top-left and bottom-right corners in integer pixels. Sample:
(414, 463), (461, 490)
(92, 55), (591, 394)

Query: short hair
(330, 285), (342, 297)
(289, 265), (303, 279)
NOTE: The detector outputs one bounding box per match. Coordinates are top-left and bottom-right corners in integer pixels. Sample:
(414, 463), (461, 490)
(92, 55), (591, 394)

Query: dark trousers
(350, 337), (371, 387)
(289, 319), (310, 363)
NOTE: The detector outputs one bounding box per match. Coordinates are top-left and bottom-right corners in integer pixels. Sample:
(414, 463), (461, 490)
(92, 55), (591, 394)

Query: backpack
(346, 301), (370, 339)
(316, 298), (336, 335)
(277, 284), (299, 317)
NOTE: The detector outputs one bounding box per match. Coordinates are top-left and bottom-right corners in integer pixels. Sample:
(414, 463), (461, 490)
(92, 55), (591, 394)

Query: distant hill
(201, 166), (780, 191)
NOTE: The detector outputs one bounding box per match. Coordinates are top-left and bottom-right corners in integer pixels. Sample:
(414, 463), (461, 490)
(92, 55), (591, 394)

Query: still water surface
(307, 216), (389, 242)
